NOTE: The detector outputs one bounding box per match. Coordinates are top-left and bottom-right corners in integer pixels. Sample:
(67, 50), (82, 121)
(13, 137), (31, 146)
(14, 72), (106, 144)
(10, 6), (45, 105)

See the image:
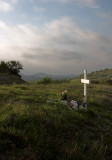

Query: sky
(0, 0), (112, 75)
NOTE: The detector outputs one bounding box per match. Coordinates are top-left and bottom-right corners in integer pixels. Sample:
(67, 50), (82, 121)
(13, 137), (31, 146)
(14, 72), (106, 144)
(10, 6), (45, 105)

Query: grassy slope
(88, 69), (112, 84)
(0, 79), (112, 160)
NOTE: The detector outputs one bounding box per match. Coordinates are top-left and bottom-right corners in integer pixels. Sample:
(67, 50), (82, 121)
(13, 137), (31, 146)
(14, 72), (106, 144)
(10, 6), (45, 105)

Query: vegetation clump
(87, 68), (112, 85)
(106, 79), (112, 85)
(41, 76), (52, 84)
(0, 61), (23, 77)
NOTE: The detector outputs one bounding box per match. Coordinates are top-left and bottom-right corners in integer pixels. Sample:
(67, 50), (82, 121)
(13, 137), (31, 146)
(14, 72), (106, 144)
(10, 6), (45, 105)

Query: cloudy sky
(0, 0), (112, 75)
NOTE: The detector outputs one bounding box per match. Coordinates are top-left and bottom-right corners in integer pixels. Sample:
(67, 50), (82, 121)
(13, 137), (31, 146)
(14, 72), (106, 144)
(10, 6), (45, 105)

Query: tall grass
(0, 80), (112, 160)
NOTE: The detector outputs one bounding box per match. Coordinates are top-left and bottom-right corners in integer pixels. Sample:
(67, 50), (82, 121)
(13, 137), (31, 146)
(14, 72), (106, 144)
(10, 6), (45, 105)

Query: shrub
(106, 79), (112, 85)
(42, 77), (52, 84)
(91, 80), (100, 84)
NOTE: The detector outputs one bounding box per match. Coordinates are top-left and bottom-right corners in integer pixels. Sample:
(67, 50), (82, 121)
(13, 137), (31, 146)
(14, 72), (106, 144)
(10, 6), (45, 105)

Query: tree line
(0, 61), (23, 77)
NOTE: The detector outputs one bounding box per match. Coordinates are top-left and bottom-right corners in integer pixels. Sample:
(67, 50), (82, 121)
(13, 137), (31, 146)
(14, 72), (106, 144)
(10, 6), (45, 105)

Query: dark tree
(7, 61), (23, 76)
(0, 61), (9, 73)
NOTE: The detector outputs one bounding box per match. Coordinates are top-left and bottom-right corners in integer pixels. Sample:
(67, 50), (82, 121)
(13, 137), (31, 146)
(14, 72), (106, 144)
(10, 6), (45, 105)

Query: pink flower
(62, 92), (65, 95)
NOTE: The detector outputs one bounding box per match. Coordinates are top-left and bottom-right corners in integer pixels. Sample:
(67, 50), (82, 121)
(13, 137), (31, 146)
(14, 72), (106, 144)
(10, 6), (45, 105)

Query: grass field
(0, 78), (112, 160)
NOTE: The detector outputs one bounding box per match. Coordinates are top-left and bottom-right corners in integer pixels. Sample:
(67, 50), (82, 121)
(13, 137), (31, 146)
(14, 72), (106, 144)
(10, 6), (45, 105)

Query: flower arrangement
(61, 90), (68, 100)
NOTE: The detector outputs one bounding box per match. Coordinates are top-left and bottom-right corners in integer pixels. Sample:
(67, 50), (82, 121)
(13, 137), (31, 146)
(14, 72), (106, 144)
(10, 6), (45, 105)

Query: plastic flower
(62, 92), (65, 95)
(65, 90), (68, 93)
(61, 90), (68, 100)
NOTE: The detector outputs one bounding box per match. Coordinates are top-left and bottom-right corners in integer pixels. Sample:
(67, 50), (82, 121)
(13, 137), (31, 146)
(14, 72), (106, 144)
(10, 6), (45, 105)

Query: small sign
(81, 79), (90, 84)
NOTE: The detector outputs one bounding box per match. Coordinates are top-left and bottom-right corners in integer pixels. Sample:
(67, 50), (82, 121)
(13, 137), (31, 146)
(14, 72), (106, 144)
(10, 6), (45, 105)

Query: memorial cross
(81, 69), (90, 108)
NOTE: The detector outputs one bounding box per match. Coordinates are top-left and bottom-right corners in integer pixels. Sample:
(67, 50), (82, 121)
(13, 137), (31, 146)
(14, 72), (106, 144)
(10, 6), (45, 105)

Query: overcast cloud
(0, 0), (17, 12)
(0, 17), (112, 74)
(0, 0), (112, 74)
(41, 0), (99, 8)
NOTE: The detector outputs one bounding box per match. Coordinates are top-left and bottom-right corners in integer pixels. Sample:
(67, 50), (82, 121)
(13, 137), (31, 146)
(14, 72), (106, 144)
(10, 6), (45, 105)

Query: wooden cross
(81, 69), (90, 108)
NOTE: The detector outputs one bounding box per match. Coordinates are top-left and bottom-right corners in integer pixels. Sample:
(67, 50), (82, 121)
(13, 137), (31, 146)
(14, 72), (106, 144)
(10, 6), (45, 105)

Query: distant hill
(21, 73), (79, 81)
(0, 72), (27, 85)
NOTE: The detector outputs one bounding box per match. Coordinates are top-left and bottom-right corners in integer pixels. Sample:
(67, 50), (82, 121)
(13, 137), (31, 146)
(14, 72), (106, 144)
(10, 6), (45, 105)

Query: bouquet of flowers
(61, 90), (68, 100)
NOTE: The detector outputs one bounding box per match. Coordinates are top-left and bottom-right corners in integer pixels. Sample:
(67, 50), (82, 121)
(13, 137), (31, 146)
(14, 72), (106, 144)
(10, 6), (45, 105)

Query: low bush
(106, 79), (112, 85)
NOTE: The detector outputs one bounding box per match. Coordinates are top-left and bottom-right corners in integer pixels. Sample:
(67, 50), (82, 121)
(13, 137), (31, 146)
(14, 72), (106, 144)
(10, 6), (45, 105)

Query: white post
(81, 69), (90, 109)
(84, 69), (87, 106)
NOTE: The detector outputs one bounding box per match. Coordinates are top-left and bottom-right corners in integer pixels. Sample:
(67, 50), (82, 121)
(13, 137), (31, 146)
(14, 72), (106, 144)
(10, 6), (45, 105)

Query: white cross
(81, 69), (90, 108)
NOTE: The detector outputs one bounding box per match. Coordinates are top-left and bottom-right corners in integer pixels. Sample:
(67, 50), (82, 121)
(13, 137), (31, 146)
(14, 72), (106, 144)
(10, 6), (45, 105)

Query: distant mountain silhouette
(21, 73), (79, 81)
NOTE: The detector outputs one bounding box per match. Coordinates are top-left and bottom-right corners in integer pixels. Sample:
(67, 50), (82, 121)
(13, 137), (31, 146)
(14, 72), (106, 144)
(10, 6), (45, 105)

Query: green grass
(0, 80), (112, 160)
(87, 68), (112, 85)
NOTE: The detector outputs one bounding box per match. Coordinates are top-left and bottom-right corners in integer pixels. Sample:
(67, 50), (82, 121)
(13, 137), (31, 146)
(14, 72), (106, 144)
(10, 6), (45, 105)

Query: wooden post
(81, 69), (90, 108)
(84, 69), (87, 105)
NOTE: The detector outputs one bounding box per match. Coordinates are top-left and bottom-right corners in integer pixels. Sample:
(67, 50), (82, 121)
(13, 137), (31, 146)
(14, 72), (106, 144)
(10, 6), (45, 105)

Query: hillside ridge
(21, 72), (79, 81)
(0, 72), (27, 85)
(88, 68), (112, 79)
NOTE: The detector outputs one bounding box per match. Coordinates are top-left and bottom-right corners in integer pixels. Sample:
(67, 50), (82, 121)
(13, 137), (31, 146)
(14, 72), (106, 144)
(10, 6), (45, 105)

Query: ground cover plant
(86, 68), (112, 85)
(0, 78), (112, 160)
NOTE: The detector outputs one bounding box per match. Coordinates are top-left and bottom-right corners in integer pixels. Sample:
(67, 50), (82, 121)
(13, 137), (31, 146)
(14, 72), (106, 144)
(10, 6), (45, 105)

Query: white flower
(65, 90), (68, 93)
